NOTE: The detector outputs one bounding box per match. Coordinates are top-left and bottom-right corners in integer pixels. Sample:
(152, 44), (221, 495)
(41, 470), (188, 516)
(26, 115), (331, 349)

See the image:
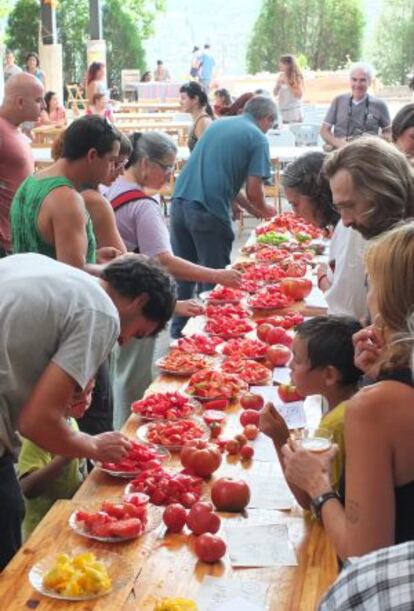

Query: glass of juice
(298, 427), (333, 453)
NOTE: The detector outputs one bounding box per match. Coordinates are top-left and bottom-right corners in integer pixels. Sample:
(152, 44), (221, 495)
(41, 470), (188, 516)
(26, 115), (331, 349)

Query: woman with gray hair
(104, 131), (240, 427)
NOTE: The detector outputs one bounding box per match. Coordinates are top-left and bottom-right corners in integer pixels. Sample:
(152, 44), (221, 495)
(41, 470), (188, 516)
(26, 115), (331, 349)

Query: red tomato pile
(221, 358), (271, 386)
(146, 418), (207, 447)
(156, 349), (208, 375)
(175, 334), (222, 356)
(206, 303), (248, 319)
(75, 497), (148, 539)
(222, 337), (268, 360)
(248, 285), (294, 310)
(255, 246), (291, 264)
(280, 259), (307, 278)
(256, 312), (304, 330)
(186, 369), (247, 400)
(243, 263), (287, 284)
(132, 392), (196, 421)
(205, 316), (255, 340)
(255, 212), (322, 239)
(101, 441), (167, 474)
(207, 286), (247, 303)
(240, 277), (263, 294)
(129, 468), (203, 507)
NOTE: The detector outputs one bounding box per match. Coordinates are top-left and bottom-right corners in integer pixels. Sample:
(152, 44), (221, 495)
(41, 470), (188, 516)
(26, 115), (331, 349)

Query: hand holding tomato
(91, 432), (132, 462)
(259, 402), (290, 447)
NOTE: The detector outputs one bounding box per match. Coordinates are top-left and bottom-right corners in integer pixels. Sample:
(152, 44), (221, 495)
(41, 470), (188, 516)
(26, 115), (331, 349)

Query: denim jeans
(0, 453), (25, 570)
(170, 198), (234, 337)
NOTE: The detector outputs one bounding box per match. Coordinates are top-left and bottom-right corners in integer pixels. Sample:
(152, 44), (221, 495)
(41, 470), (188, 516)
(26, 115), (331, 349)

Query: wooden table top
(0, 237), (336, 610)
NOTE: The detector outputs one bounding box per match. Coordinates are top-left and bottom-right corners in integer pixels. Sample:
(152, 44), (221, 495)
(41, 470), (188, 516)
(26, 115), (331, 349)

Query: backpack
(109, 188), (158, 253)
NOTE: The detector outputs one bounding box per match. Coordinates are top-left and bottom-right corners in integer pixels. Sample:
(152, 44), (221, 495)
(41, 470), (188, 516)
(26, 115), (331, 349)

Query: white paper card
(251, 434), (277, 462)
(247, 474), (294, 510)
(197, 576), (269, 611)
(272, 367), (291, 385)
(250, 385), (277, 403)
(215, 598), (265, 611)
(277, 401), (306, 429)
(224, 523), (297, 567)
(305, 286), (327, 309)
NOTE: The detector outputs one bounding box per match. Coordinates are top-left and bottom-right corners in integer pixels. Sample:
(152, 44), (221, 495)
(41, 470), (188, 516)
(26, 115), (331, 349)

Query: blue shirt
(199, 52), (215, 81)
(173, 113), (271, 224)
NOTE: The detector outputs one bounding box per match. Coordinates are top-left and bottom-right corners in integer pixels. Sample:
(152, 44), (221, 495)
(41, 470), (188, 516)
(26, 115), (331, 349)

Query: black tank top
(339, 369), (414, 544)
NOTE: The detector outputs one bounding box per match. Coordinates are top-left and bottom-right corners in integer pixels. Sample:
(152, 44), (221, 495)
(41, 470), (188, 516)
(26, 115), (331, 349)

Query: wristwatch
(310, 491), (340, 520)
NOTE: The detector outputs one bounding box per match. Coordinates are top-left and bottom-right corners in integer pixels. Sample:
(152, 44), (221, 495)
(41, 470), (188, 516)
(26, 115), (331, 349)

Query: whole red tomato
(243, 424), (259, 440)
(277, 383), (304, 403)
(240, 392), (264, 411)
(267, 344), (291, 366)
(240, 409), (260, 427)
(195, 533), (227, 563)
(265, 326), (292, 346)
(186, 501), (221, 535)
(180, 440), (222, 478)
(163, 503), (188, 533)
(211, 477), (251, 512)
(280, 278), (312, 301)
(257, 323), (273, 342)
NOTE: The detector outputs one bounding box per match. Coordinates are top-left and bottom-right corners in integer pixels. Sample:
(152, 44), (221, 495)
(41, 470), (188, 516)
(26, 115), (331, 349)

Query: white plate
(155, 357), (208, 377)
(199, 290), (246, 305)
(68, 503), (163, 543)
(136, 417), (210, 451)
(28, 549), (132, 601)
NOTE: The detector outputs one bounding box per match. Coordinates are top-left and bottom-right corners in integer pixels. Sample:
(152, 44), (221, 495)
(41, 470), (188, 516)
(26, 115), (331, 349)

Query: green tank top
(10, 175), (96, 263)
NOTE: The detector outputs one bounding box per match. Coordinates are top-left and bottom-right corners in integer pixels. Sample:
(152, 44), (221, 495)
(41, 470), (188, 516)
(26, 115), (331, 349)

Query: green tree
(369, 0), (414, 85)
(103, 0), (146, 90)
(5, 0), (40, 67)
(247, 0), (364, 73)
(57, 0), (89, 84)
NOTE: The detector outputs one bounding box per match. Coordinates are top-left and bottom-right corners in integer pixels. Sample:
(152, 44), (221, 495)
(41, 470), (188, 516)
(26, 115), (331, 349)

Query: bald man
(0, 73), (44, 255)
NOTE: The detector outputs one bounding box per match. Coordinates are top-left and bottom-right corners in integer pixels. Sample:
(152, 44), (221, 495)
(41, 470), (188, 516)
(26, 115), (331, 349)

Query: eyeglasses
(150, 159), (175, 174)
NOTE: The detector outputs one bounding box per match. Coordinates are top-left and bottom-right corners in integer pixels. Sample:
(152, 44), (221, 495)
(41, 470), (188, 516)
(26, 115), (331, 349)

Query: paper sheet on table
(196, 576), (269, 611)
(305, 286), (327, 309)
(224, 523), (297, 567)
(251, 434), (277, 462)
(250, 386), (306, 430)
(272, 367), (291, 385)
(246, 474), (294, 510)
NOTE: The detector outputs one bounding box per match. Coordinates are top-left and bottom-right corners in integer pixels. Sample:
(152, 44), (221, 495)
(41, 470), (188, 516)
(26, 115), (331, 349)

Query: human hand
(262, 204), (276, 220)
(281, 440), (338, 497)
(91, 432), (132, 463)
(216, 268), (242, 288)
(96, 246), (123, 265)
(231, 199), (243, 221)
(259, 402), (290, 447)
(353, 324), (383, 378)
(174, 299), (205, 318)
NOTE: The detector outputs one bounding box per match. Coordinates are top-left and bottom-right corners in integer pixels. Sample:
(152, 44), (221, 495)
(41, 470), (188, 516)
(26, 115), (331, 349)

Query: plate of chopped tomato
(95, 441), (170, 478)
(200, 286), (247, 304)
(221, 358), (272, 385)
(125, 467), (204, 507)
(205, 316), (255, 340)
(132, 391), (200, 421)
(172, 334), (222, 356)
(137, 417), (210, 451)
(155, 349), (209, 376)
(185, 368), (248, 401)
(205, 303), (249, 319)
(248, 285), (294, 311)
(219, 337), (268, 360)
(69, 496), (162, 542)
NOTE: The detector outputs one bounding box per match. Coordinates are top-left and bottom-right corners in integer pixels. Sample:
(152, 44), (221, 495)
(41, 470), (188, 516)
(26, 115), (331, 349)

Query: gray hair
(126, 131), (177, 169)
(349, 61), (374, 82)
(243, 95), (278, 122)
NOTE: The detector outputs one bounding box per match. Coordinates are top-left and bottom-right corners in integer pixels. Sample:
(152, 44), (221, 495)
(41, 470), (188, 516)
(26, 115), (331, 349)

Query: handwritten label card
(224, 523), (298, 567)
(246, 474), (294, 510)
(196, 576), (269, 611)
(250, 386), (306, 430)
(272, 367), (291, 385)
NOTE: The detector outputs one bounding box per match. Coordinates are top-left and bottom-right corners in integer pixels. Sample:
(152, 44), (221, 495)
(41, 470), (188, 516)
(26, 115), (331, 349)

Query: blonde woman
(282, 222), (414, 559)
(273, 54), (304, 123)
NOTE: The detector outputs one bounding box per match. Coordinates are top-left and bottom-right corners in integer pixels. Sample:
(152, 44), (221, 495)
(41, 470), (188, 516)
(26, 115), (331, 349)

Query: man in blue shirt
(170, 95), (277, 337)
(199, 44), (216, 91)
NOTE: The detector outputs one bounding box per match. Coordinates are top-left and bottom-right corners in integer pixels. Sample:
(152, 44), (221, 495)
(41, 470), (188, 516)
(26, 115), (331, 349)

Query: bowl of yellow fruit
(28, 550), (132, 601)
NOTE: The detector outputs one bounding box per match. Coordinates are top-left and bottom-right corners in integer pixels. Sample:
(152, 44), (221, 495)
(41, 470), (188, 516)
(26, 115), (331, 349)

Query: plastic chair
(289, 123), (321, 146)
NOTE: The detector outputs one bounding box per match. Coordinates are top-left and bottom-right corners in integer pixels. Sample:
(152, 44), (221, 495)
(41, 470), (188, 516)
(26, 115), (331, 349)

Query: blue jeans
(170, 198), (234, 337)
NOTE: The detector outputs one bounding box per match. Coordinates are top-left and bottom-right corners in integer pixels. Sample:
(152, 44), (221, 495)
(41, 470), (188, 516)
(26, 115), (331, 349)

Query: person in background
(391, 103), (414, 165)
(86, 92), (114, 123)
(170, 95), (277, 337)
(140, 71), (152, 83)
(38, 91), (66, 127)
(282, 222), (414, 560)
(85, 61), (107, 105)
(154, 60), (171, 82)
(179, 81), (214, 151)
(18, 382), (94, 540)
(0, 73), (44, 257)
(321, 62), (391, 150)
(213, 88), (232, 115)
(190, 46), (201, 79)
(260, 316), (362, 503)
(199, 44), (216, 92)
(219, 92), (254, 116)
(273, 54), (304, 123)
(282, 151), (368, 321)
(24, 52), (45, 86)
(104, 131), (240, 427)
(4, 49), (22, 82)
(0, 252), (174, 569)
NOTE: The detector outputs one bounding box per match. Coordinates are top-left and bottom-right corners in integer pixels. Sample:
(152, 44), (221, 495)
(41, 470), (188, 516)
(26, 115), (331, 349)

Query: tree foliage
(5, 0), (40, 66)
(246, 0), (364, 73)
(369, 0), (414, 85)
(57, 0), (89, 83)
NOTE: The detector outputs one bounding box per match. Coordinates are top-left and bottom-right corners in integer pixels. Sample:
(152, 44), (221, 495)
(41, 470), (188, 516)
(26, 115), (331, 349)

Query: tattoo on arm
(346, 499), (360, 524)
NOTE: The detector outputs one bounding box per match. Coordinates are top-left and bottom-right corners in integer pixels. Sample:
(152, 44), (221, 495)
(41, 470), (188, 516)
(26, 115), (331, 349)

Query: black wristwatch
(310, 491), (340, 521)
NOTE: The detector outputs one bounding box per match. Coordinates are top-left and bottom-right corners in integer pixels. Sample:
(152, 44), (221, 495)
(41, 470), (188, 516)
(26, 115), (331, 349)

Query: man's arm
(245, 176), (275, 219)
(320, 123), (347, 149)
